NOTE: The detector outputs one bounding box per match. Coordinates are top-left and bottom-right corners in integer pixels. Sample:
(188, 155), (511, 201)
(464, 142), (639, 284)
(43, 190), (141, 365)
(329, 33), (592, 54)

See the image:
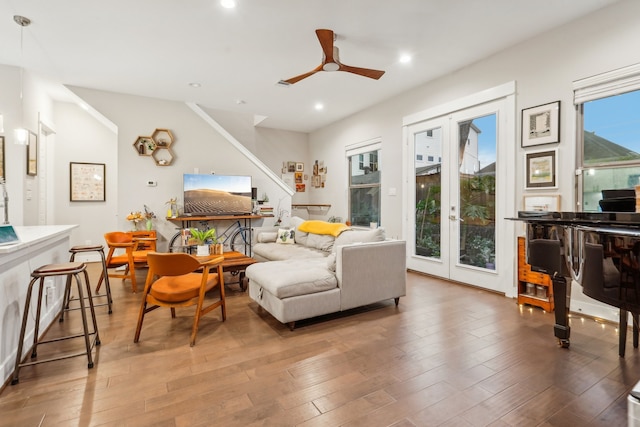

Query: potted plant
(189, 228), (218, 256)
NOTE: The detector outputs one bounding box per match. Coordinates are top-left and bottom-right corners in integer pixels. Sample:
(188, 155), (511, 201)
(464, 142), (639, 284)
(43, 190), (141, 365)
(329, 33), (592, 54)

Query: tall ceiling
(0, 0), (619, 133)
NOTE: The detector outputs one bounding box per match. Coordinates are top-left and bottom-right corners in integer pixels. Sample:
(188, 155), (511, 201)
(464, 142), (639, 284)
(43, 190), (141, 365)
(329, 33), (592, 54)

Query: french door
(404, 86), (515, 294)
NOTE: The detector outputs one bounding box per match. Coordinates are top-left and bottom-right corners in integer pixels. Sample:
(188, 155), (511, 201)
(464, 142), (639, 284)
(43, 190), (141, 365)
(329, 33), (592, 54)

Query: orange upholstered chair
(133, 252), (225, 346)
(96, 231), (153, 293)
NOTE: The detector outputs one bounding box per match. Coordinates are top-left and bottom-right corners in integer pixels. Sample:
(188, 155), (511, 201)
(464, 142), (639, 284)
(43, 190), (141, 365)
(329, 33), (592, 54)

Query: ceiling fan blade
(282, 65), (323, 85)
(315, 29), (335, 63)
(339, 64), (385, 80)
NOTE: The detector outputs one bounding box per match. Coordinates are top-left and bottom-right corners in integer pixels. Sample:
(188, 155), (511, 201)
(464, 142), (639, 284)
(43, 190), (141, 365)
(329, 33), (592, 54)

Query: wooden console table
(166, 215), (270, 256)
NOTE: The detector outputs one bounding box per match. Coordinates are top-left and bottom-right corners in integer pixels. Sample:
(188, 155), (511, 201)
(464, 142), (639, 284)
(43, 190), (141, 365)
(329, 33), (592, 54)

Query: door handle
(449, 215), (464, 222)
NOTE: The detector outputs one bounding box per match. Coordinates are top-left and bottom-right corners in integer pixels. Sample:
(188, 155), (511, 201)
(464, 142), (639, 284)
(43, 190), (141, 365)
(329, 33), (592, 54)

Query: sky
(584, 89), (640, 151)
(474, 114), (496, 169)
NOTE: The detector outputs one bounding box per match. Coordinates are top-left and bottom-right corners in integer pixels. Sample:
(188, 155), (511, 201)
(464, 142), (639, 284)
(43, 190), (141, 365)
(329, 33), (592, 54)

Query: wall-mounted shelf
(133, 136), (155, 156)
(292, 204), (331, 214)
(133, 128), (175, 166)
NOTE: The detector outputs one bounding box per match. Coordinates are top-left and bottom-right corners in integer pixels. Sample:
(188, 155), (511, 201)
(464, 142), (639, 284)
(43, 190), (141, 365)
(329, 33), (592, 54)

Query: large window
(575, 64), (640, 211)
(348, 146), (380, 227)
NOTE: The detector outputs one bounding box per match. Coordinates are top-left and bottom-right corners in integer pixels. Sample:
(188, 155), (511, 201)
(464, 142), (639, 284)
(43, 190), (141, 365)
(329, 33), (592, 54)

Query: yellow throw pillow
(298, 220), (350, 237)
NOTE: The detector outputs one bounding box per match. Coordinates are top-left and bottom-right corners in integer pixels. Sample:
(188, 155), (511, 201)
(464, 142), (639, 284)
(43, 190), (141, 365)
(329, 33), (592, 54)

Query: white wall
(64, 87), (298, 250)
(306, 0), (640, 320)
(53, 101), (119, 252)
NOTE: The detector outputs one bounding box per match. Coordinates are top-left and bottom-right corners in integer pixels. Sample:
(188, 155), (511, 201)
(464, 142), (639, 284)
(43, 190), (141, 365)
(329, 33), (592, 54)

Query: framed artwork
(287, 161), (296, 173)
(27, 131), (37, 176)
(521, 100), (560, 147)
(525, 149), (557, 189)
(523, 194), (560, 212)
(296, 162), (304, 172)
(294, 172), (303, 183)
(70, 162), (106, 201)
(0, 136), (4, 179)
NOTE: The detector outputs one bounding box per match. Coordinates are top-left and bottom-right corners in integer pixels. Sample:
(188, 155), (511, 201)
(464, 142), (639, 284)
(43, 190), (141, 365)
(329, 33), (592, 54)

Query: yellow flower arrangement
(126, 211), (144, 223)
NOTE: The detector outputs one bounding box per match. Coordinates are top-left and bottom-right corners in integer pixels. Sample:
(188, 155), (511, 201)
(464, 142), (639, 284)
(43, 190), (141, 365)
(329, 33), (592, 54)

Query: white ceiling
(0, 0), (619, 133)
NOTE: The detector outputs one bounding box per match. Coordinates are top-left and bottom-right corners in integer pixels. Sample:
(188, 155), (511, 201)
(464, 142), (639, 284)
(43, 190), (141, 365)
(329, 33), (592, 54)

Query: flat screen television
(183, 174), (252, 216)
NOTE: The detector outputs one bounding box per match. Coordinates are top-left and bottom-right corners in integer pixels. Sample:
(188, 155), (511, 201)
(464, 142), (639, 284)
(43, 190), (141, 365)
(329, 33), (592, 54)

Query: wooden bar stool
(11, 262), (101, 385)
(61, 245), (113, 319)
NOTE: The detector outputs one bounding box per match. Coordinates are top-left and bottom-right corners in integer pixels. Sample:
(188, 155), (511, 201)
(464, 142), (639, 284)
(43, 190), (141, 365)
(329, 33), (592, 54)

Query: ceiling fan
(280, 29), (385, 85)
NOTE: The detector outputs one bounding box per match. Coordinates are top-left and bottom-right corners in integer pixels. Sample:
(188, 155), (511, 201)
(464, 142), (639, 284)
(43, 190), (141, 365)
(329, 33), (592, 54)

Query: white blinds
(573, 62), (640, 104)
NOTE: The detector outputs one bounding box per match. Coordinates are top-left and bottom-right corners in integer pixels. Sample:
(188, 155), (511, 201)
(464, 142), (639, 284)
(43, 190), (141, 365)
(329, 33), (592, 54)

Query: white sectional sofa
(246, 217), (406, 329)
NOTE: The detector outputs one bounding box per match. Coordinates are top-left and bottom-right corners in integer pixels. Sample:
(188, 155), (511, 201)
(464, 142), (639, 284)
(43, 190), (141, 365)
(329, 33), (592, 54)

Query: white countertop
(0, 225), (78, 255)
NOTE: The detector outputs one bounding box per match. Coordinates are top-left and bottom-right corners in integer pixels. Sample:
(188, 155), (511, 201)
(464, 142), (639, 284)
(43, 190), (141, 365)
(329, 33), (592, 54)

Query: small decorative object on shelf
(165, 197), (178, 218)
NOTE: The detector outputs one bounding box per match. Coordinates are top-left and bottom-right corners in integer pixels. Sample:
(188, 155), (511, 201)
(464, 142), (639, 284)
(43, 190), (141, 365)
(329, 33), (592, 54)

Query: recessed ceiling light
(188, 82), (201, 88)
(314, 103), (324, 111)
(221, 0), (236, 9)
(399, 54), (412, 64)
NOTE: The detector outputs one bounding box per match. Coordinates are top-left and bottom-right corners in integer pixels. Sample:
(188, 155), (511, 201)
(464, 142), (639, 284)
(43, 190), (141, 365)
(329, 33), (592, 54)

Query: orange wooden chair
(133, 252), (225, 346)
(96, 231), (153, 293)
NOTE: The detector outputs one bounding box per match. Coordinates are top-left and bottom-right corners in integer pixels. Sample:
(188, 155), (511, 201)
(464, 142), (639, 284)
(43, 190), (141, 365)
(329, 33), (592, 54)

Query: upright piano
(516, 211), (640, 357)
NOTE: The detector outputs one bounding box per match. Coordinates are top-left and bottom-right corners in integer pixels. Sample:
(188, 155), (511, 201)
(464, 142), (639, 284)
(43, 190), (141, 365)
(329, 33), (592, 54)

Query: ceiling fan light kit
(281, 29), (385, 85)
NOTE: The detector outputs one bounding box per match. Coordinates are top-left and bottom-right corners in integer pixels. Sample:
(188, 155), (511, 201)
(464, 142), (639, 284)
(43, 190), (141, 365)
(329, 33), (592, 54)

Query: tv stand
(168, 214), (269, 225)
(166, 214), (273, 257)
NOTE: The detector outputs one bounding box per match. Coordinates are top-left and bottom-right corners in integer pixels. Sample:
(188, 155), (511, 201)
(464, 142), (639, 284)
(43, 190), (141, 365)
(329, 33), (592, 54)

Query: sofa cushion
(290, 216), (307, 246)
(276, 228), (295, 244)
(305, 233), (335, 252)
(332, 227), (386, 253)
(246, 259), (337, 299)
(252, 242), (328, 261)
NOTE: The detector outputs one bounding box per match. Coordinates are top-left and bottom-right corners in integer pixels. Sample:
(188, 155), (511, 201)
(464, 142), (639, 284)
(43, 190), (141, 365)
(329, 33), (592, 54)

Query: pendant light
(13, 15), (31, 145)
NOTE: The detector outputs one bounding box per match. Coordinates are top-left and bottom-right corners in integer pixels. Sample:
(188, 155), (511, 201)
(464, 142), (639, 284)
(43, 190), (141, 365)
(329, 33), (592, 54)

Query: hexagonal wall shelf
(152, 146), (175, 166)
(133, 128), (176, 166)
(133, 136), (155, 156)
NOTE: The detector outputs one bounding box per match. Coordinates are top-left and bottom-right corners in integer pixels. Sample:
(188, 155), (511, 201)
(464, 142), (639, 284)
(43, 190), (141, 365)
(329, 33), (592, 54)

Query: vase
(146, 219), (153, 231)
(131, 221), (138, 231)
(196, 245), (210, 256)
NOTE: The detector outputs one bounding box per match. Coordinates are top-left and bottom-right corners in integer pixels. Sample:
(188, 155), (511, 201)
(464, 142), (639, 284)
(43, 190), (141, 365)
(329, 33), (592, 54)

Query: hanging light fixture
(13, 15), (31, 145)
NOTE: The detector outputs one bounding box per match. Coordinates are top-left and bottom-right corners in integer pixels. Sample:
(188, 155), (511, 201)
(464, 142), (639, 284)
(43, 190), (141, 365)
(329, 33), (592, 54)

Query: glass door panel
(457, 114), (496, 271)
(415, 127), (442, 259)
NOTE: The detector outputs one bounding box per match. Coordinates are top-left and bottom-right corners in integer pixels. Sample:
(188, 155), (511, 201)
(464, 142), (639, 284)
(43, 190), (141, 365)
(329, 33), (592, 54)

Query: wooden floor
(1, 263), (639, 426)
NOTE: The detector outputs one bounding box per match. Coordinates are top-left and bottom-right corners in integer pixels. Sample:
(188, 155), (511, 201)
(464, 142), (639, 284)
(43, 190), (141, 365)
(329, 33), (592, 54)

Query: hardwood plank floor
(1, 263), (639, 426)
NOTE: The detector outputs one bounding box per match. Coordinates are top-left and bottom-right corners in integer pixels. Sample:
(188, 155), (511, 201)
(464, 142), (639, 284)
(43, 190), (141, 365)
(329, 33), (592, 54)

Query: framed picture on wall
(523, 194), (560, 212)
(525, 149), (557, 189)
(521, 100), (560, 147)
(27, 131), (37, 176)
(70, 162), (106, 201)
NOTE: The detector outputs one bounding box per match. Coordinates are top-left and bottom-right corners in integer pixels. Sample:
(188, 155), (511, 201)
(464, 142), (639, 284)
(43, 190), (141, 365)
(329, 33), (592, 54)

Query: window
(416, 154), (423, 161)
(347, 144), (381, 227)
(427, 156), (434, 162)
(574, 64), (640, 212)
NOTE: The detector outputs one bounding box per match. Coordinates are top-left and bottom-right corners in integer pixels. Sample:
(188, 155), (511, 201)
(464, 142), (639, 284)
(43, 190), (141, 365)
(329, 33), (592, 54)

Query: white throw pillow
(276, 228), (295, 244)
(257, 231), (278, 243)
